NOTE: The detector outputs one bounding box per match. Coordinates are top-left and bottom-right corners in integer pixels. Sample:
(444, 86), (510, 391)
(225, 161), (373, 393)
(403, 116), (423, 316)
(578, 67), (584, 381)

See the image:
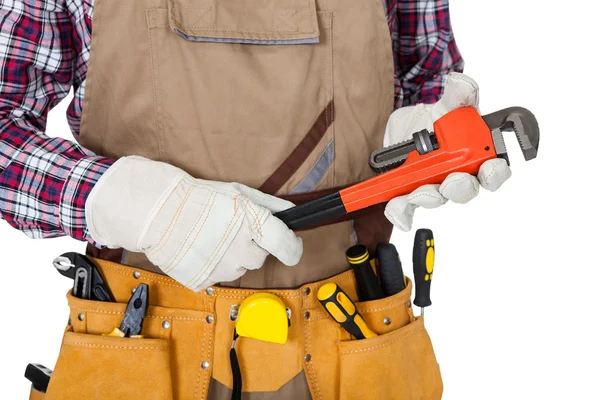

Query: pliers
(104, 283), (149, 338)
(53, 252), (114, 302)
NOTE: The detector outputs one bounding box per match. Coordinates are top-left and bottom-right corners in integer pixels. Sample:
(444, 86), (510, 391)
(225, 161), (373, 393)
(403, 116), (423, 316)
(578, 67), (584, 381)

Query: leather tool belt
(33, 257), (443, 399)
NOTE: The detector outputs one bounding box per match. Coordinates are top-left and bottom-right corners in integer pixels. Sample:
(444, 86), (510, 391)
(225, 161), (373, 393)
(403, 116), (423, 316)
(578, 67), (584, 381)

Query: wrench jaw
(507, 112), (539, 161)
(482, 107), (540, 164)
(491, 128), (510, 165)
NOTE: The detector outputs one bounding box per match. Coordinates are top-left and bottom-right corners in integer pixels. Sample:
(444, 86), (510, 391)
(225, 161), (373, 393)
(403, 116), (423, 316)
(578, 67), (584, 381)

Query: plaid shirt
(0, 0), (463, 242)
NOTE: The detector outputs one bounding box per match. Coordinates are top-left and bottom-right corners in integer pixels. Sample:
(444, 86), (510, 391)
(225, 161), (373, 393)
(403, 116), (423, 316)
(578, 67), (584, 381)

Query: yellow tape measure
(235, 293), (289, 344)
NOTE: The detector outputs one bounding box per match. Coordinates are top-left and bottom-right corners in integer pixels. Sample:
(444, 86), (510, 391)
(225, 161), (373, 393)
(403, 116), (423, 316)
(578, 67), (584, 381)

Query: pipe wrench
(275, 106), (539, 229)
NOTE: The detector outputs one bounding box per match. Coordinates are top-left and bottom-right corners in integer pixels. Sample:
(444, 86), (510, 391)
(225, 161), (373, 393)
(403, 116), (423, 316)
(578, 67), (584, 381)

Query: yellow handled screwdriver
(413, 229), (435, 317)
(317, 283), (377, 340)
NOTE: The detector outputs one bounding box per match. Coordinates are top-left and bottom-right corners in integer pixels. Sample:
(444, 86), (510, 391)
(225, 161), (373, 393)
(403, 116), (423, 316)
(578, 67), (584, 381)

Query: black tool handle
(54, 253), (115, 302)
(346, 245), (384, 301)
(25, 363), (52, 393)
(376, 243), (406, 296)
(73, 266), (92, 300)
(413, 229), (435, 308)
(273, 192), (347, 230)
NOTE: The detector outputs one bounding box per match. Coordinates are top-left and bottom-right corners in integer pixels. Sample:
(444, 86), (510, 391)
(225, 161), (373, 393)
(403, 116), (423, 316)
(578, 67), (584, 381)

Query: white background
(1, 1), (599, 399)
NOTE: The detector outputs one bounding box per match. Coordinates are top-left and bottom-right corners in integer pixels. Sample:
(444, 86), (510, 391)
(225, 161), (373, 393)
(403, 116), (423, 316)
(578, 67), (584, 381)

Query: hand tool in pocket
(53, 252), (114, 302)
(229, 293), (291, 400)
(318, 283), (377, 340)
(376, 243), (406, 296)
(233, 292), (290, 344)
(413, 229), (435, 317)
(275, 106), (540, 230)
(24, 363), (52, 394)
(346, 245), (384, 301)
(104, 283), (149, 338)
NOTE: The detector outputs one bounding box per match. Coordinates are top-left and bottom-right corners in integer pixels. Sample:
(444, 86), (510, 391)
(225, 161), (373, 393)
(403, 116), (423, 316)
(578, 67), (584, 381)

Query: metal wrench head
(482, 107), (540, 164)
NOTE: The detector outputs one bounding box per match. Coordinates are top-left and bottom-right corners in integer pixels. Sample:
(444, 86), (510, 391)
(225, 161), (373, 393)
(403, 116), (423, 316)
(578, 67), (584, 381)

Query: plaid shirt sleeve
(390, 0), (465, 107)
(0, 1), (113, 242)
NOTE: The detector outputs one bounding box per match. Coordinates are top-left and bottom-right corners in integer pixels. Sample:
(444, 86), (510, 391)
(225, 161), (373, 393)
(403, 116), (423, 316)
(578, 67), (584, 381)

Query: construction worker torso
(40, 0), (443, 398)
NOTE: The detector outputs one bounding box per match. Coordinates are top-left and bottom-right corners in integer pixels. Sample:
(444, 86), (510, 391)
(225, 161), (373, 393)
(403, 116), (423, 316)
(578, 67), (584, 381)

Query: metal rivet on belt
(304, 354), (311, 363)
(201, 361), (210, 370)
(230, 305), (240, 321)
(303, 287), (311, 296)
(133, 271), (141, 279)
(206, 287), (214, 296)
(406, 301), (412, 308)
(206, 315), (214, 324)
(77, 313), (85, 321)
(383, 317), (392, 326)
(162, 320), (171, 329)
(304, 311), (310, 320)
(131, 287), (137, 294)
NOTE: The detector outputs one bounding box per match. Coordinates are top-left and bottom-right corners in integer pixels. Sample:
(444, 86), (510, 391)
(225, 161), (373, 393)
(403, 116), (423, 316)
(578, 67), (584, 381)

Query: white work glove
(383, 72), (511, 231)
(85, 156), (303, 291)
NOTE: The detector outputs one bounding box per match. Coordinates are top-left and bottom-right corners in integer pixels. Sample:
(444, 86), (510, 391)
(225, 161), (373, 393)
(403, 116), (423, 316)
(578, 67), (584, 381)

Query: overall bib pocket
(146, 0), (335, 192)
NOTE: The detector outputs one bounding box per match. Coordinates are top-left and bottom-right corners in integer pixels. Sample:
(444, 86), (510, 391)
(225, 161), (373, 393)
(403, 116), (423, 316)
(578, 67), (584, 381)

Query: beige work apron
(34, 0), (444, 398)
(80, 0), (396, 287)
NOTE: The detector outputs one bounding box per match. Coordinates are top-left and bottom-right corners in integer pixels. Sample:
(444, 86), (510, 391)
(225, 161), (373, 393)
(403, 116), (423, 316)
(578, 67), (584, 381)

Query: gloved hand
(85, 156), (303, 291)
(383, 72), (511, 231)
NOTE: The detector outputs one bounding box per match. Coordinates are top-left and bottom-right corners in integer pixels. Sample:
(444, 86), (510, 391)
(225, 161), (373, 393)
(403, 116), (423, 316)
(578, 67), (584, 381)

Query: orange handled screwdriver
(317, 283), (377, 340)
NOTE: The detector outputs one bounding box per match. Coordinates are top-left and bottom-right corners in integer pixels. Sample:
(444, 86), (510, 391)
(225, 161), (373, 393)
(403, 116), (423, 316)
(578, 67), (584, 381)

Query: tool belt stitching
(70, 308), (124, 315)
(198, 294), (209, 396)
(191, 300), (208, 400)
(212, 273), (354, 297)
(215, 293), (301, 300)
(304, 315), (322, 399)
(198, 314), (211, 400)
(338, 324), (425, 355)
(99, 261), (180, 283)
(358, 304), (405, 313)
(146, 315), (207, 321)
(70, 307), (208, 321)
(100, 266), (184, 288)
(63, 342), (169, 350)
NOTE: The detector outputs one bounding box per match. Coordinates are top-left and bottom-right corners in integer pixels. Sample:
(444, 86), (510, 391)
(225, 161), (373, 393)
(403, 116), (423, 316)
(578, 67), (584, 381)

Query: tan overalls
(36, 0), (443, 398)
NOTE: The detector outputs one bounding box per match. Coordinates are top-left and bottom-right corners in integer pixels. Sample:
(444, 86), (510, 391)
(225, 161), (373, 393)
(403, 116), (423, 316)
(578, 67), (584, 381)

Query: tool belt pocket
(334, 283), (442, 400)
(337, 317), (442, 400)
(45, 330), (172, 400)
(44, 292), (202, 400)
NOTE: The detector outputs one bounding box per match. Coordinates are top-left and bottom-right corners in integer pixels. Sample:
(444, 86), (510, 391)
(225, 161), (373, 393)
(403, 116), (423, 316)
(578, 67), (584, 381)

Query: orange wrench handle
(340, 107), (496, 212)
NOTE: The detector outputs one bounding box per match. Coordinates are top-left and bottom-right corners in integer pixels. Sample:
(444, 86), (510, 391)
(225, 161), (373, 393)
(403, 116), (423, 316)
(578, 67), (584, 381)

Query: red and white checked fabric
(0, 0), (463, 242)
